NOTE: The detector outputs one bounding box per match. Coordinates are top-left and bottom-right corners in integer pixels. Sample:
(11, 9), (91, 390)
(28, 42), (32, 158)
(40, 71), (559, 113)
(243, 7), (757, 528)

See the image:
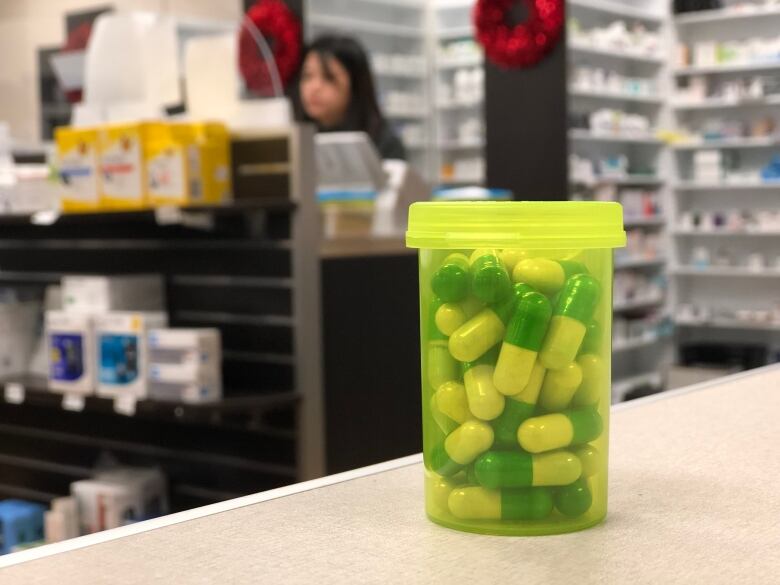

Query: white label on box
(62, 393), (85, 412)
(148, 150), (185, 198)
(60, 144), (99, 203)
(4, 383), (25, 404)
(101, 135), (142, 199)
(114, 394), (137, 417)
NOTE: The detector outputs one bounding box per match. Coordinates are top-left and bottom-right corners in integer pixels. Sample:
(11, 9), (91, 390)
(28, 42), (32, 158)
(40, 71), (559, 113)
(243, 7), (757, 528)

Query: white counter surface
(2, 365), (780, 584)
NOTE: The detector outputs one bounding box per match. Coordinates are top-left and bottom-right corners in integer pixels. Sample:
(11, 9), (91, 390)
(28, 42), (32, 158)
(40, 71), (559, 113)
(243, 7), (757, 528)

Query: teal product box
(0, 500), (46, 554)
(95, 312), (167, 399)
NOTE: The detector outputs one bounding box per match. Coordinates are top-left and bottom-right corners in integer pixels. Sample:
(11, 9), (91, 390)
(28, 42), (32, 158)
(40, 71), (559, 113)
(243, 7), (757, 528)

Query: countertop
(2, 364), (780, 584)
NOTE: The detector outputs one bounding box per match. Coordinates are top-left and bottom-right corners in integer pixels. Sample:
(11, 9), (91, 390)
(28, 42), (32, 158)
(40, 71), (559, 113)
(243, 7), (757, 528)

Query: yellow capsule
(532, 450), (583, 486)
(573, 444), (601, 478)
(427, 339), (459, 390)
(538, 361), (583, 412)
(493, 344), (537, 396)
(464, 363), (505, 421)
(426, 472), (457, 513)
(512, 258), (565, 296)
(539, 315), (587, 370)
(448, 486), (501, 520)
(435, 297), (484, 337)
(499, 249), (529, 273)
(513, 361), (546, 405)
(572, 353), (605, 407)
(448, 309), (506, 363)
(431, 381), (470, 433)
(517, 413), (573, 453)
(445, 420), (494, 465)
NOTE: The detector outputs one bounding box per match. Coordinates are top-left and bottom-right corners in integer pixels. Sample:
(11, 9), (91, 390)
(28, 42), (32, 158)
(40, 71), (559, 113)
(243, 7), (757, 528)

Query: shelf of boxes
(671, 266), (780, 278)
(307, 14), (424, 38)
(675, 5), (780, 26)
(672, 96), (780, 111)
(672, 136), (780, 150)
(674, 181), (780, 191)
(675, 318), (780, 332)
(675, 62), (780, 76)
(567, 0), (672, 396)
(673, 229), (780, 237)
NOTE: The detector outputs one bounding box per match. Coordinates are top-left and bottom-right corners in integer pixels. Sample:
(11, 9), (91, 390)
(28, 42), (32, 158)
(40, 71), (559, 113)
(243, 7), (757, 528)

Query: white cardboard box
(45, 311), (96, 395)
(95, 312), (167, 399)
(148, 380), (222, 404)
(62, 275), (164, 314)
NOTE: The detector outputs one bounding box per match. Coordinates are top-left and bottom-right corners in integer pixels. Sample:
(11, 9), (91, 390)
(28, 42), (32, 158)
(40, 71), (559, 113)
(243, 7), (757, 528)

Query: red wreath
(239, 0), (302, 96)
(61, 22), (93, 103)
(473, 0), (564, 69)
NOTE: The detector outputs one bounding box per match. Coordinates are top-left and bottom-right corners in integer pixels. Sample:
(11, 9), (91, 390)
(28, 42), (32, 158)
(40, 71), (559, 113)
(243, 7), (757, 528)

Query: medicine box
(98, 122), (162, 210)
(62, 274), (164, 314)
(70, 480), (141, 534)
(46, 311), (96, 395)
(148, 380), (222, 404)
(146, 122), (231, 207)
(95, 467), (169, 520)
(0, 500), (46, 554)
(54, 126), (101, 212)
(95, 312), (168, 399)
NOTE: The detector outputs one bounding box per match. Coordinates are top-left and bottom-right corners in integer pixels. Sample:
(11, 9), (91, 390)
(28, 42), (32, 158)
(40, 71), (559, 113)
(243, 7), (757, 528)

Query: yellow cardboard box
(98, 122), (162, 210)
(54, 127), (101, 212)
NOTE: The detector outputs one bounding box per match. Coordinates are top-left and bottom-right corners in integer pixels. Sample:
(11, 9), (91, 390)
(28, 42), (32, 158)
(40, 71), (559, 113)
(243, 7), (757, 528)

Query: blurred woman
(297, 35), (406, 160)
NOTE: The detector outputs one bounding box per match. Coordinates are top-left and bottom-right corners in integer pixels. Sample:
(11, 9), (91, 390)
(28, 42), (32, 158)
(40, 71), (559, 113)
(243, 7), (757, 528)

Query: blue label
(50, 333), (85, 381)
(99, 334), (139, 385)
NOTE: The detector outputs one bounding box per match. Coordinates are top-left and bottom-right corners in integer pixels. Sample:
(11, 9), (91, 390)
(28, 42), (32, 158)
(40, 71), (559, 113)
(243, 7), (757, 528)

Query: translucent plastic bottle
(407, 201), (626, 536)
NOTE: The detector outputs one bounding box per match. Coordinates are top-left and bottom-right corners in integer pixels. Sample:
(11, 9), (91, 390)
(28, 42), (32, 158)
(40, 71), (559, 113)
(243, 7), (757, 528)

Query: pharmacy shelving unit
(304, 0), (433, 181)
(430, 0), (485, 187)
(0, 126), (326, 510)
(670, 4), (780, 357)
(567, 0), (672, 401)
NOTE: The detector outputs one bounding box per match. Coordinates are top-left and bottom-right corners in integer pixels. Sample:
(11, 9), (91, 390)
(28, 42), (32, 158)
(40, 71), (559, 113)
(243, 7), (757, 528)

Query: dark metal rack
(0, 125), (325, 511)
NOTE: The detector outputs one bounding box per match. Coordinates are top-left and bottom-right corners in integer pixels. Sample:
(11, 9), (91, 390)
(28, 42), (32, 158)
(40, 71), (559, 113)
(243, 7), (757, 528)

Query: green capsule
(427, 298), (459, 390)
(448, 294), (516, 363)
(558, 260), (588, 279)
(539, 275), (601, 370)
(492, 362), (545, 448)
(579, 320), (601, 355)
(493, 292), (551, 395)
(471, 251), (512, 303)
(431, 253), (470, 302)
(555, 478), (593, 517)
(518, 407), (603, 453)
(448, 486), (553, 521)
(462, 346), (504, 421)
(474, 450), (582, 489)
(430, 420), (495, 477)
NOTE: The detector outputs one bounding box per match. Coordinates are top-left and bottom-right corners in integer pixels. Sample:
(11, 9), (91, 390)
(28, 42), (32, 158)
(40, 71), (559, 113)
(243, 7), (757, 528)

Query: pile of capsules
(426, 248), (605, 524)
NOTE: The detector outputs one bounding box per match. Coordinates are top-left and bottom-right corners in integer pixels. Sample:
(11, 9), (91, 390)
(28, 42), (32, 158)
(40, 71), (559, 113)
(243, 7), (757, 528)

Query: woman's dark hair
(295, 35), (386, 143)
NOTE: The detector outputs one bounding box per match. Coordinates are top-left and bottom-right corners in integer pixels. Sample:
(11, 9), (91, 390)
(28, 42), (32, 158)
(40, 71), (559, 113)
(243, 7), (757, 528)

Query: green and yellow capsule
(431, 253), (470, 302)
(430, 420), (494, 477)
(448, 486), (553, 521)
(518, 407), (603, 453)
(539, 274), (601, 370)
(470, 251), (512, 303)
(538, 361), (583, 412)
(474, 450), (582, 489)
(463, 347), (504, 421)
(491, 362), (546, 449)
(493, 291), (552, 396)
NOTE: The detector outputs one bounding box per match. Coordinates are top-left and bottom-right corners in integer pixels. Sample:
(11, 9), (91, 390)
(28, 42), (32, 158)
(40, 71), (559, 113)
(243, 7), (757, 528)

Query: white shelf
(574, 175), (663, 187)
(385, 108), (427, 119)
(374, 69), (426, 80)
(674, 181), (780, 191)
(568, 0), (664, 24)
(624, 216), (666, 228)
(438, 26), (473, 40)
(676, 318), (780, 332)
(672, 136), (780, 150)
(436, 101), (482, 111)
(612, 371), (663, 400)
(672, 95), (780, 111)
(569, 87), (663, 105)
(436, 0), (474, 9)
(672, 266), (780, 278)
(675, 61), (780, 76)
(438, 139), (484, 150)
(613, 335), (663, 353)
(674, 229), (780, 237)
(675, 5), (780, 25)
(437, 54), (483, 69)
(614, 297), (665, 312)
(569, 41), (665, 65)
(569, 129), (662, 145)
(308, 15), (423, 38)
(615, 257), (666, 270)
